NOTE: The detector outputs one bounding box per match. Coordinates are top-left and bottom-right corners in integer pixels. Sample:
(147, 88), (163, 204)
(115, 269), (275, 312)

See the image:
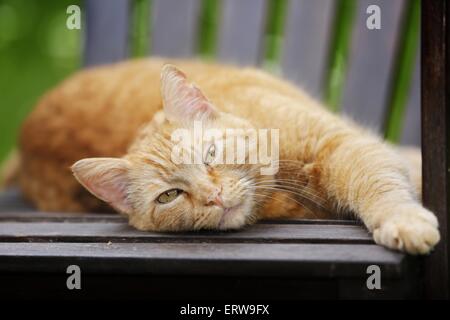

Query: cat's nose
(206, 187), (223, 207)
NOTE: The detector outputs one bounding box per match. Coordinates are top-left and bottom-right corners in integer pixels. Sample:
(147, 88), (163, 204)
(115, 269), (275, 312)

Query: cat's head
(72, 64), (274, 231)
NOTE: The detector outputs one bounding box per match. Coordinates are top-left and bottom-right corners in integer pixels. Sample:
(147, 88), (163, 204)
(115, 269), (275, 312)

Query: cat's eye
(156, 189), (183, 204)
(204, 144), (216, 165)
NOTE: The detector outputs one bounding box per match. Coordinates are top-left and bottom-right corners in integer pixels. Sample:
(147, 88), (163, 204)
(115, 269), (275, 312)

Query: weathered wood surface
(0, 213), (358, 225)
(151, 0), (201, 57)
(0, 185), (415, 299)
(218, 0), (268, 65)
(0, 242), (404, 278)
(84, 0), (130, 66)
(0, 222), (372, 243)
(421, 0), (450, 300)
(0, 191), (370, 244)
(0, 189), (360, 225)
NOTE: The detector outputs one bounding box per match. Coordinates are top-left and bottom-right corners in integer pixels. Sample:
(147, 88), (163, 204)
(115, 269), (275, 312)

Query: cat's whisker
(252, 178), (309, 185)
(249, 179), (326, 201)
(252, 192), (318, 218)
(253, 183), (326, 206)
(238, 172), (327, 211)
(243, 163), (317, 180)
(250, 185), (327, 212)
(252, 180), (324, 200)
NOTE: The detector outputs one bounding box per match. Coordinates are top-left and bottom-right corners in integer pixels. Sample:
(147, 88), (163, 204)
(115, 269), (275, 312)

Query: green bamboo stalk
(324, 0), (357, 111)
(197, 0), (219, 58)
(131, 0), (151, 57)
(384, 0), (420, 143)
(264, 0), (288, 71)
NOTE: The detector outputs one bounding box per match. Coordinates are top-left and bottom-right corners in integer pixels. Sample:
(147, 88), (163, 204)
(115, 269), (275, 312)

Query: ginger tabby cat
(14, 58), (439, 254)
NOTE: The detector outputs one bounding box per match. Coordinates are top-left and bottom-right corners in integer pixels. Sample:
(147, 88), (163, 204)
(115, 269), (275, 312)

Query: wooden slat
(0, 242), (405, 278)
(0, 211), (358, 225)
(0, 212), (124, 222)
(0, 222), (372, 244)
(422, 0), (450, 299)
(84, 0), (130, 66)
(0, 190), (359, 225)
(259, 219), (360, 225)
(401, 54), (421, 146)
(281, 0), (335, 98)
(0, 213), (358, 225)
(0, 189), (120, 222)
(341, 0), (405, 131)
(151, 0), (201, 57)
(217, 0), (268, 66)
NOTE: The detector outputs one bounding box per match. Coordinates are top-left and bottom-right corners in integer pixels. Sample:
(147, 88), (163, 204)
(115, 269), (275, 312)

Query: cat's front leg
(319, 136), (440, 254)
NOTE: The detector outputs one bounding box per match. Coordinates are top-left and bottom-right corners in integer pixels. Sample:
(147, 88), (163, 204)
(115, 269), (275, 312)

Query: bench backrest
(83, 0), (420, 146)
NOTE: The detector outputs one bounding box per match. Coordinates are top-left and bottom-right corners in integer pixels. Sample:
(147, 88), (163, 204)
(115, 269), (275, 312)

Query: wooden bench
(0, 0), (448, 300)
(0, 189), (421, 299)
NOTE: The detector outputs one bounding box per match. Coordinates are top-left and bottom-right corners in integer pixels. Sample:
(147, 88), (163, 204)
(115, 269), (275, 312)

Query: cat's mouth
(218, 204), (242, 229)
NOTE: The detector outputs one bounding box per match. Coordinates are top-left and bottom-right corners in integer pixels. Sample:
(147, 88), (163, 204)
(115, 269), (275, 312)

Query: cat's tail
(396, 146), (422, 200)
(0, 149), (20, 190)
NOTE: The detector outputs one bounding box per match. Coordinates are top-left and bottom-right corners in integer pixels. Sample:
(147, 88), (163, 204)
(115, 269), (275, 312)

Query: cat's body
(17, 58), (439, 254)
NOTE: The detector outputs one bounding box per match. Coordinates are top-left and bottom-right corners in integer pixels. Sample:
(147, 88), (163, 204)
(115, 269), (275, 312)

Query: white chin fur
(217, 207), (249, 230)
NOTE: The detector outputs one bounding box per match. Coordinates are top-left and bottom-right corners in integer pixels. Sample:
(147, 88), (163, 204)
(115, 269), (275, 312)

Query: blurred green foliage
(263, 0), (287, 72)
(384, 0), (421, 143)
(198, 0), (219, 57)
(325, 0), (357, 112)
(131, 0), (151, 57)
(0, 0), (81, 162)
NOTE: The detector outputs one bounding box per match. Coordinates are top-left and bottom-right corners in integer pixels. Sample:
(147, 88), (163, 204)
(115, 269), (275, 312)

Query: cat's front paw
(372, 207), (440, 255)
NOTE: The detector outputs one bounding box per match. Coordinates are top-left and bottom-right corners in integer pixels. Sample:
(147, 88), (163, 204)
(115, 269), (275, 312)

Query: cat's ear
(71, 158), (132, 214)
(160, 64), (217, 123)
